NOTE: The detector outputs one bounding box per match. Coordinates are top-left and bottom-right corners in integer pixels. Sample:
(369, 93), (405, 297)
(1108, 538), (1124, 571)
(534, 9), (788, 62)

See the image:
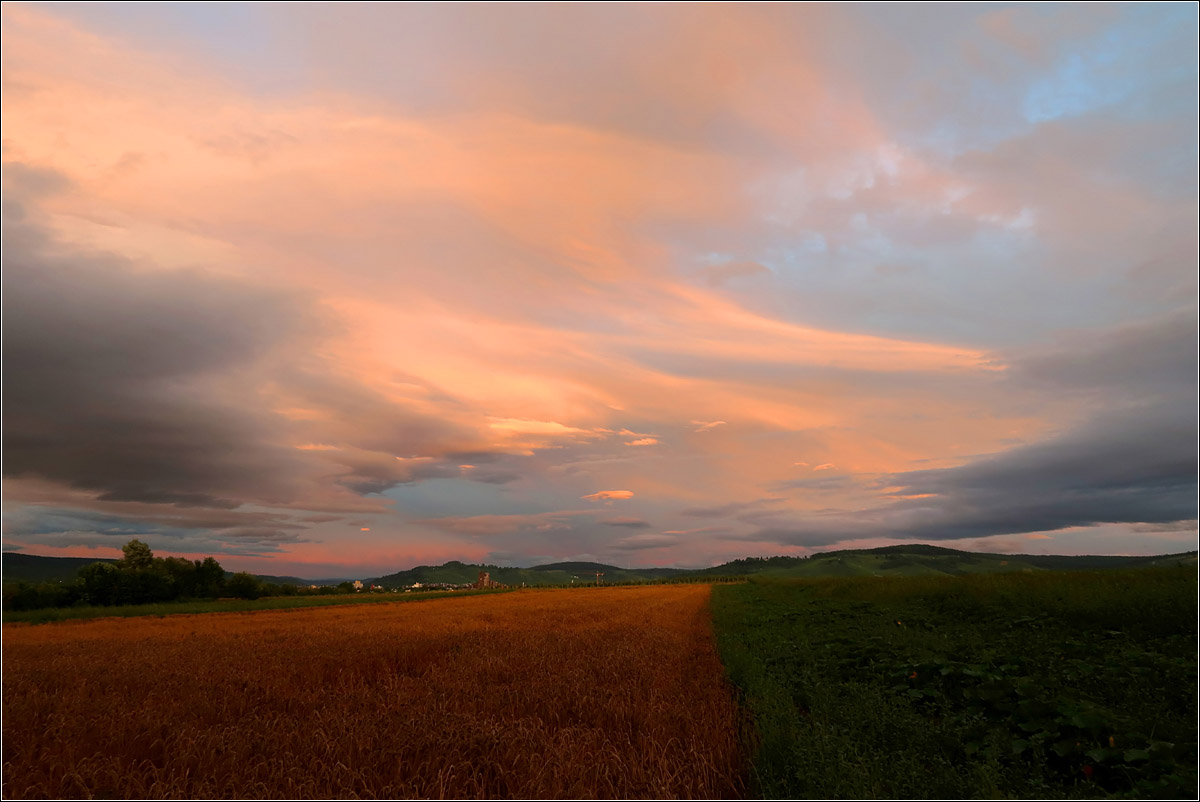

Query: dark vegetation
(6, 542), (1195, 622)
(698, 545), (1197, 577)
(712, 568), (1198, 799)
(1, 552), (345, 588)
(1, 540), (362, 614)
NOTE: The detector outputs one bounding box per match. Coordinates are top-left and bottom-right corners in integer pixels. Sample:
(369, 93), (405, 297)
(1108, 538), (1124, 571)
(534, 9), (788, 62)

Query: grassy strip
(712, 567), (1197, 799)
(2, 588), (513, 625)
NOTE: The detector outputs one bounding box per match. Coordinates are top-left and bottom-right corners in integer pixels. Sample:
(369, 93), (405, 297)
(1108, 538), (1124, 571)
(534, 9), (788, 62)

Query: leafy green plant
(713, 568), (1197, 799)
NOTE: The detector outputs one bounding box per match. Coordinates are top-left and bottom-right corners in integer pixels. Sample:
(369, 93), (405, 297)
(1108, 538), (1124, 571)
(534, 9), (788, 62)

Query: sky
(2, 2), (1197, 578)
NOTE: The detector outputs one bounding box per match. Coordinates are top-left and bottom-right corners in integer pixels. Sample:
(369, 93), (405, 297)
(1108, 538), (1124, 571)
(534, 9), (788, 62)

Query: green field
(1, 588), (511, 625)
(712, 568), (1198, 799)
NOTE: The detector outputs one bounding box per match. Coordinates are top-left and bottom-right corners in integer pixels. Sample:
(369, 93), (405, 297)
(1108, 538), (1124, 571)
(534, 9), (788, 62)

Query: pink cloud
(582, 490), (635, 502)
(4, 4), (1182, 573)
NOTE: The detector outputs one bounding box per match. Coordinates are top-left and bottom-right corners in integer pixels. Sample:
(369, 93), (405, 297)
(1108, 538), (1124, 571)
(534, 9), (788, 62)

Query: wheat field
(2, 585), (745, 799)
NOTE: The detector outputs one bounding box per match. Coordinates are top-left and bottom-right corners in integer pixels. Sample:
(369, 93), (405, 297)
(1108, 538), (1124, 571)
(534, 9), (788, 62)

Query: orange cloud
(1, 3), (1111, 572)
(582, 491), (635, 502)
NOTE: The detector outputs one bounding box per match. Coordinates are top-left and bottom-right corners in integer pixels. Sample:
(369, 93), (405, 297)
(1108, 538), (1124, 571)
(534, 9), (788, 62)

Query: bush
(227, 572), (263, 600)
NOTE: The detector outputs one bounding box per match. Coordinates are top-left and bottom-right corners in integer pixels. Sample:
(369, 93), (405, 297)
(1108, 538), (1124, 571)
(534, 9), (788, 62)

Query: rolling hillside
(369, 560), (681, 588)
(700, 545), (1197, 578)
(1, 553), (119, 584)
(7, 545), (1193, 590)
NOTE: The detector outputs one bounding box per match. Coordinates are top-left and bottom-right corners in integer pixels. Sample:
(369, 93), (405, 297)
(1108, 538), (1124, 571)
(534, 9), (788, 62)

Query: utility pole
(594, 570), (605, 586)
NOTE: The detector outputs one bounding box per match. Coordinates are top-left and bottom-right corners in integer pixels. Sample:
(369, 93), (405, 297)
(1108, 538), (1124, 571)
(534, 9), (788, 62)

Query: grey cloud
(681, 498), (787, 518)
(333, 452), (462, 496)
(770, 474), (861, 492)
(3, 508), (309, 555)
(750, 310), (1197, 547)
(611, 533), (679, 551)
(2, 193), (513, 530)
(331, 450), (522, 496)
(1013, 308), (1198, 397)
(749, 399), (1196, 547)
(282, 367), (481, 459)
(601, 518), (652, 529)
(1131, 520), (1198, 534)
(220, 527), (308, 544)
(2, 209), (320, 509)
(469, 470), (523, 485)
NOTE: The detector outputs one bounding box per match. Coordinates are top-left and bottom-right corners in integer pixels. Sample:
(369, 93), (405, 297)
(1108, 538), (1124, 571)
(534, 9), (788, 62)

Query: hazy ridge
(5, 545), (1194, 588)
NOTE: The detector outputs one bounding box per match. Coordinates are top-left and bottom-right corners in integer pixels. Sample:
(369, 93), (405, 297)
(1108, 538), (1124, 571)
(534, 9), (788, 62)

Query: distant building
(352, 580), (364, 591)
(474, 570), (505, 590)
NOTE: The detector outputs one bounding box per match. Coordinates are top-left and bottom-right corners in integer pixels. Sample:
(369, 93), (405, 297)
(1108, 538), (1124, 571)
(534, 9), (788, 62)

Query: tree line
(2, 540), (356, 611)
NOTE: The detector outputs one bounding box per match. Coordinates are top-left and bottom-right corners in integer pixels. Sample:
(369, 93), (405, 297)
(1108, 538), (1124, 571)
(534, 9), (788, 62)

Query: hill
(1, 553), (119, 584)
(700, 546), (1198, 579)
(8, 545), (1193, 590)
(369, 547), (1196, 588)
(369, 560), (679, 588)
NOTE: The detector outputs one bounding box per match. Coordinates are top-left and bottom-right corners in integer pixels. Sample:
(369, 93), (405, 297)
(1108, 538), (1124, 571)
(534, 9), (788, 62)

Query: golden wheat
(2, 585), (745, 799)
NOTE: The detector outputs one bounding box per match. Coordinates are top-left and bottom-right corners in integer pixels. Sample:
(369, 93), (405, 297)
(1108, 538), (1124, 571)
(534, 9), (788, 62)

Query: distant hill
(8, 545), (1194, 589)
(369, 560), (673, 588)
(698, 546), (1198, 579)
(529, 562), (688, 580)
(1, 553), (119, 584)
(370, 547), (1196, 588)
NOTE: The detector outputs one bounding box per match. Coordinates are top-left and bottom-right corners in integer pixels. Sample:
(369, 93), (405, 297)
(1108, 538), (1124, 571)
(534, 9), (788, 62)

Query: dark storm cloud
(749, 310), (1198, 547)
(2, 507), (309, 553)
(2, 209), (318, 508)
(2, 185), (519, 521)
(751, 409), (1195, 547)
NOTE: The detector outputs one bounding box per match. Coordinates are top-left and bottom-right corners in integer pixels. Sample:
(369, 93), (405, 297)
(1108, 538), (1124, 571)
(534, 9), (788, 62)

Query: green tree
(160, 557), (199, 598)
(120, 539), (155, 570)
(78, 562), (121, 606)
(227, 572), (262, 600)
(195, 556), (226, 598)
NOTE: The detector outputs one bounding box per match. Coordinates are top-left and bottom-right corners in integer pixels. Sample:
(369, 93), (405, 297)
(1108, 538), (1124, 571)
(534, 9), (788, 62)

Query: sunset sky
(2, 2), (1196, 577)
